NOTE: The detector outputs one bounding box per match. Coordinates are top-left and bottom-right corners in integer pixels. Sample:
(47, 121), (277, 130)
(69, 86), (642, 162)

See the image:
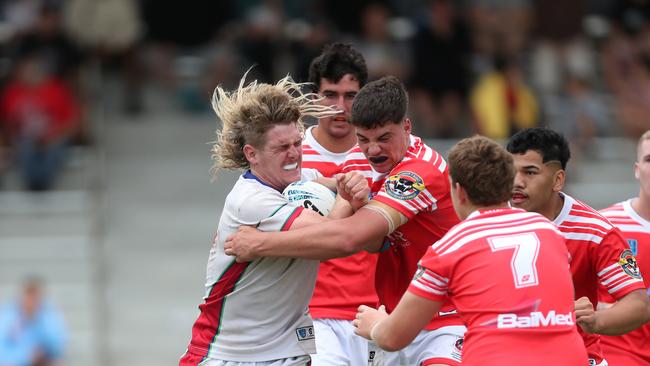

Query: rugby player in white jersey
(179, 75), (370, 366)
(303, 43), (380, 366)
(506, 127), (650, 366)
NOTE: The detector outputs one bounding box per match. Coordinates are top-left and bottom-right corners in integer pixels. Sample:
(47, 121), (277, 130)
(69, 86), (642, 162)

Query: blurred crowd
(0, 0), (649, 190)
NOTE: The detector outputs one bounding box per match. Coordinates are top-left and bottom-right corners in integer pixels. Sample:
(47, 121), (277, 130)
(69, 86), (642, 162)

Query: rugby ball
(283, 181), (336, 216)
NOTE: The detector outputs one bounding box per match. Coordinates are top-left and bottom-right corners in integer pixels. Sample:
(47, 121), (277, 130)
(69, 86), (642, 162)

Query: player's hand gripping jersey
(553, 193), (645, 364)
(598, 200), (650, 366)
(181, 173), (319, 363)
(409, 208), (588, 366)
(342, 135), (461, 329)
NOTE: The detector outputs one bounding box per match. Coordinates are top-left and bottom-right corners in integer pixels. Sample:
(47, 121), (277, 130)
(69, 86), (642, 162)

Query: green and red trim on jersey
(183, 259), (250, 364)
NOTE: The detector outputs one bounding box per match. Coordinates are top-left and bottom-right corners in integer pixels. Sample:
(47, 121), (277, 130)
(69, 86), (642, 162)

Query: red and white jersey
(301, 126), (379, 320)
(598, 199), (650, 366)
(553, 193), (645, 363)
(342, 135), (462, 330)
(301, 126), (350, 177)
(182, 172), (319, 363)
(409, 208), (587, 366)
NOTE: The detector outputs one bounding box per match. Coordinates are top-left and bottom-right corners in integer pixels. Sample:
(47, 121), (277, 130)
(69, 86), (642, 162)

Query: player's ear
(243, 144), (257, 164)
(634, 162), (640, 181)
(552, 169), (565, 193)
(403, 118), (412, 135)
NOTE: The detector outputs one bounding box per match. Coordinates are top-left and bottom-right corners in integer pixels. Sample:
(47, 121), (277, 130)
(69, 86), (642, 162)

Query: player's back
(599, 200), (650, 365)
(412, 208), (587, 365)
(182, 174), (319, 363)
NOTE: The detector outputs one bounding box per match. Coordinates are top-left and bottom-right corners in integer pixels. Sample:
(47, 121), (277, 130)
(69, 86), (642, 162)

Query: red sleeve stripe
(598, 262), (620, 277)
(603, 273), (639, 291)
(408, 283), (446, 301)
(609, 278), (644, 293)
(412, 274), (448, 295)
(281, 206), (305, 231)
(373, 195), (417, 219)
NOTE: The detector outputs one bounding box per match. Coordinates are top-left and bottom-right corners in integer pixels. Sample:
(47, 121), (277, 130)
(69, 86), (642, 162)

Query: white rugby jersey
(184, 171), (319, 362)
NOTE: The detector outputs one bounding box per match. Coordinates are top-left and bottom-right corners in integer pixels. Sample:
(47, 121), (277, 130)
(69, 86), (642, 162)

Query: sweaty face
(511, 150), (560, 214)
(356, 120), (411, 174)
(635, 139), (650, 198)
(317, 74), (360, 139)
(249, 123), (303, 191)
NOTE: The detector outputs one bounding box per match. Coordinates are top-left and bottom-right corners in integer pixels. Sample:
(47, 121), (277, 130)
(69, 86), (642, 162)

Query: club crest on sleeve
(618, 249), (641, 278)
(385, 171), (425, 200)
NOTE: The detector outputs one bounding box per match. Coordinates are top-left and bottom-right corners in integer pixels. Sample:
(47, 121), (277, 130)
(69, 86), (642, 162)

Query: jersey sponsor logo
(626, 238), (638, 256)
(295, 326), (315, 341)
(496, 311), (574, 329)
(385, 171), (424, 200)
(618, 249), (641, 278)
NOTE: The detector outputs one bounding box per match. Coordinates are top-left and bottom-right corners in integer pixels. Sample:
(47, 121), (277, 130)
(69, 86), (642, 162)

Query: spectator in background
(470, 55), (538, 140)
(12, 2), (87, 140)
(0, 51), (80, 191)
(0, 276), (67, 366)
(408, 0), (471, 138)
(351, 2), (410, 81)
(547, 73), (608, 154)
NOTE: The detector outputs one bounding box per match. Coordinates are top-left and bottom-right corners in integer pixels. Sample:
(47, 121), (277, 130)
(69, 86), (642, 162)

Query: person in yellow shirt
(471, 56), (538, 139)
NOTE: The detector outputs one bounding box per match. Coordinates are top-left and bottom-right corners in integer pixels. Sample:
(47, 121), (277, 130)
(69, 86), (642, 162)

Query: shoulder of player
(405, 143), (446, 170)
(226, 179), (287, 218)
(432, 210), (554, 254)
(556, 202), (620, 244)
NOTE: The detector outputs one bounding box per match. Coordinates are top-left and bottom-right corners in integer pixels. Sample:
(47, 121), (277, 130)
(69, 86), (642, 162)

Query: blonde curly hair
(210, 74), (338, 177)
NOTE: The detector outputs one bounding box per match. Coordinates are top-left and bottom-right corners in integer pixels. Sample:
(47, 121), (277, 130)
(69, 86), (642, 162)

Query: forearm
(595, 289), (650, 335)
(371, 292), (440, 351)
(258, 210), (388, 260)
(257, 218), (364, 260)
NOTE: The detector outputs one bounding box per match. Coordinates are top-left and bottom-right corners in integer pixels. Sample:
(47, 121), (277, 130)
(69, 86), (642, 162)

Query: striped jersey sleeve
(372, 151), (449, 219)
(557, 199), (644, 298)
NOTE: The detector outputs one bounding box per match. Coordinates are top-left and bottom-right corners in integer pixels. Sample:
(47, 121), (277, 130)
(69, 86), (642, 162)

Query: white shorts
(196, 356), (312, 366)
(376, 326), (465, 366)
(311, 318), (373, 366)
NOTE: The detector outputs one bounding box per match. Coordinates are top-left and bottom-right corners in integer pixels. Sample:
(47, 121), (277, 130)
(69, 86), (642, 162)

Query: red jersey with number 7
(409, 208), (587, 366)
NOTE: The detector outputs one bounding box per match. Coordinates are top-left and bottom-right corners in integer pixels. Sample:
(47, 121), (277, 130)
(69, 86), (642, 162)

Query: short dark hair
(448, 136), (515, 206)
(308, 43), (368, 91)
(350, 76), (408, 129)
(506, 128), (571, 170)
